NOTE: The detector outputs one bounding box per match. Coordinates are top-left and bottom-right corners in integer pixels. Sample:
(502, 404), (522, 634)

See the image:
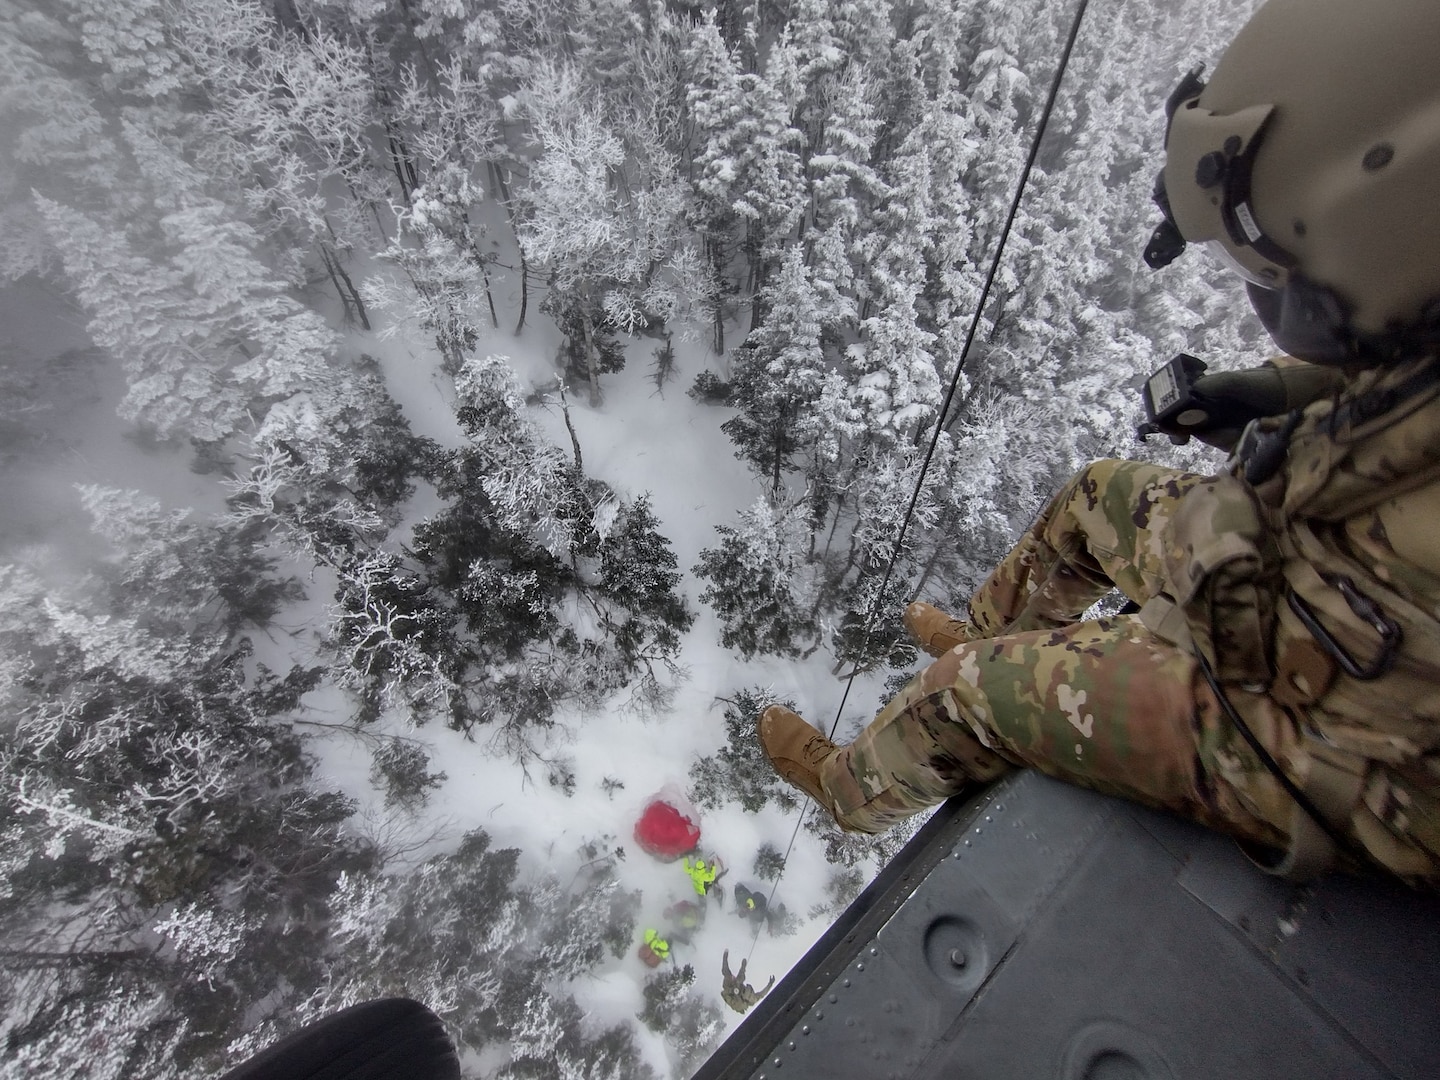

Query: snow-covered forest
(0, 0), (1270, 1076)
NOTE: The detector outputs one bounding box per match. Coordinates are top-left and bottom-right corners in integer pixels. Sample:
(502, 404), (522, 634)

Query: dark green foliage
(345, 831), (654, 1077)
(602, 887), (640, 959)
(83, 485), (306, 633)
(550, 299), (627, 383)
(204, 526), (310, 630)
(332, 551), (461, 686)
(456, 559), (564, 656)
(189, 437), (232, 475)
(242, 830), (656, 1080)
(753, 842), (786, 881)
(596, 496), (695, 669)
(564, 1021), (655, 1080)
(341, 358), (690, 741)
(768, 903), (801, 937)
(694, 519), (814, 661)
(341, 830), (527, 1051)
(688, 369), (733, 404)
(880, 666), (915, 705)
(417, 452), (571, 604)
(246, 661), (326, 718)
(546, 755), (577, 796)
(637, 963), (696, 1033)
(719, 341), (807, 483)
(689, 688), (799, 814)
(660, 978), (725, 1075)
(0, 345), (101, 468)
(829, 571), (920, 673)
(0, 590), (374, 1071)
(370, 739), (447, 809)
(411, 451), (569, 657)
(824, 866), (866, 912)
(805, 807), (923, 870)
(361, 365), (690, 735)
(478, 663), (561, 732)
(651, 334), (676, 392)
(496, 995), (655, 1080)
(350, 401), (443, 510)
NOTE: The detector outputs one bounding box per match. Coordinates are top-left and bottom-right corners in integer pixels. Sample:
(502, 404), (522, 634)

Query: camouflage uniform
(819, 358), (1440, 882)
(720, 949), (774, 1014)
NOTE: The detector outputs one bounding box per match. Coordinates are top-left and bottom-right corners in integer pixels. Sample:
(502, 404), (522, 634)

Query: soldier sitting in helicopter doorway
(762, 0), (1440, 887)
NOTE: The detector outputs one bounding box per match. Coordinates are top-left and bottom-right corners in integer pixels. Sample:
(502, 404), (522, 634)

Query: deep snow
(334, 283), (911, 1071)
(0, 231), (914, 1078)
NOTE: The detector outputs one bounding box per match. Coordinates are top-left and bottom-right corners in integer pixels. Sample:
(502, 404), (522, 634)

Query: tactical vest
(1148, 354), (1440, 881)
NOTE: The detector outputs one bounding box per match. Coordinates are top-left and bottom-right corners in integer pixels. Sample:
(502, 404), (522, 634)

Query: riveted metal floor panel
(696, 771), (1440, 1080)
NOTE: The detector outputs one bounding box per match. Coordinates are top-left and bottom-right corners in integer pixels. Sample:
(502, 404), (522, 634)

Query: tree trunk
(580, 308), (603, 406)
(821, 489), (848, 560)
(322, 243), (371, 330)
(516, 256), (529, 335)
(911, 535), (948, 600)
(750, 263), (770, 332)
(319, 244), (353, 324)
(707, 234), (725, 355)
(481, 263), (500, 329)
(341, 177), (388, 244)
(269, 0), (309, 38)
(489, 161), (530, 336)
(386, 129), (419, 204)
(747, 225), (769, 333)
(942, 384), (980, 435)
(467, 239), (500, 329)
(770, 402), (785, 494)
(987, 287), (1010, 342)
(557, 384), (584, 472)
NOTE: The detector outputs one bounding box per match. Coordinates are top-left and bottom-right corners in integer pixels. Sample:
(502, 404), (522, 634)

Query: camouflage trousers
(820, 460), (1298, 850)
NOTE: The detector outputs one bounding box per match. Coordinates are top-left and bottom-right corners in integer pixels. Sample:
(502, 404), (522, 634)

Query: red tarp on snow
(634, 798), (701, 860)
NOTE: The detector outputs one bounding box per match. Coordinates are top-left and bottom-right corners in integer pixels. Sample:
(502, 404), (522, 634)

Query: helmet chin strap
(1247, 280), (1353, 367)
(1247, 280), (1440, 368)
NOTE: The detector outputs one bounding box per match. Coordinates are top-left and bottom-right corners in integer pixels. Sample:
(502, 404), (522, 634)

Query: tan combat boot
(758, 705), (839, 808)
(904, 601), (973, 658)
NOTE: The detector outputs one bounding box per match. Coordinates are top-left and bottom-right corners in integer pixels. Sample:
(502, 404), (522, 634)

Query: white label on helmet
(1235, 202), (1263, 243)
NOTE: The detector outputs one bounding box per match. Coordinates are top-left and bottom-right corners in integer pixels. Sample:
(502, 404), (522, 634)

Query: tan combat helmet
(1145, 0), (1440, 365)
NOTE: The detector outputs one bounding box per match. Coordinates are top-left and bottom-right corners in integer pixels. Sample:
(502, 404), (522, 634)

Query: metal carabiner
(1286, 576), (1403, 681)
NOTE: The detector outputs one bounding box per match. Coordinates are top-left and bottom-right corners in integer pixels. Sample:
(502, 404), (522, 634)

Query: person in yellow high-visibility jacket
(682, 854), (725, 902)
(639, 928), (670, 967)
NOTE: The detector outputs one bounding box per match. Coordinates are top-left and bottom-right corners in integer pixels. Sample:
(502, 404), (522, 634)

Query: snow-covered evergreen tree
(689, 688), (801, 814)
(694, 497), (818, 660)
(0, 542), (365, 1074)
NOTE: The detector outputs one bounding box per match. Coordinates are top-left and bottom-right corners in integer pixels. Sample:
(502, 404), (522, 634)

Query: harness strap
(1325, 357), (1440, 437)
(1196, 644), (1367, 880)
(1142, 594), (1367, 880)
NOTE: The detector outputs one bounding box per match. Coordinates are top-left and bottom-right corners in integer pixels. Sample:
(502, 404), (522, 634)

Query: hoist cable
(751, 0), (1093, 963)
(826, 0), (1094, 737)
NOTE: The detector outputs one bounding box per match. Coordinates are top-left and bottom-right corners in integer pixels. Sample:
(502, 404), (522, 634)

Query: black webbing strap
(1194, 648), (1367, 868)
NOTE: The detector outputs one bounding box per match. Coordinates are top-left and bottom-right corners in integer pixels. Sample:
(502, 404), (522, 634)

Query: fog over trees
(0, 0), (1266, 1076)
